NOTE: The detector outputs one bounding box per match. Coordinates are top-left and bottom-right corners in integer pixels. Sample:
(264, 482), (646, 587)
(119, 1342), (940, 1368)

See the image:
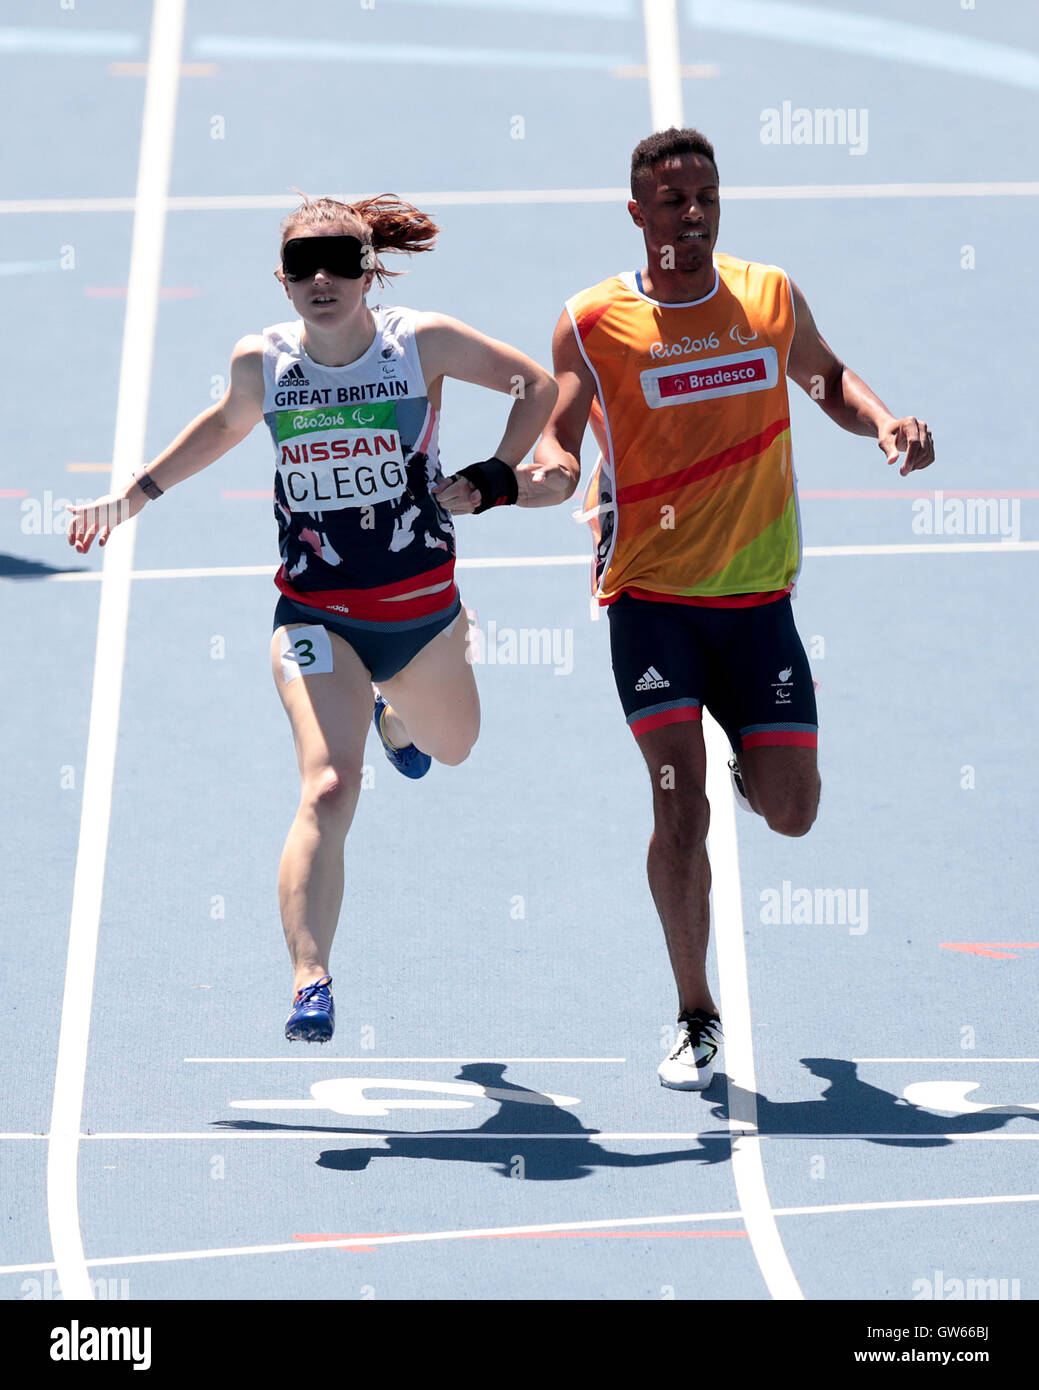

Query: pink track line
(941, 943), (1039, 959)
(223, 489), (272, 499)
(0, 489), (29, 498)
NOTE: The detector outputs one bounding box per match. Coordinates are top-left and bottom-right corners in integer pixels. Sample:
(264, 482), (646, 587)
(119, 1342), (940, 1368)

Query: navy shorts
(607, 592), (818, 755)
(274, 593), (462, 684)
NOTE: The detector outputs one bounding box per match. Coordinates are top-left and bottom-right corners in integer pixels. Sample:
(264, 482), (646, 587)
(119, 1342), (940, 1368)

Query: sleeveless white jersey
(260, 305), (455, 605)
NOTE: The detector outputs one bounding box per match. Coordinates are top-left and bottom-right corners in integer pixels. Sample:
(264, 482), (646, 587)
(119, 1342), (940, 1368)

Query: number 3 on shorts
(279, 624), (334, 683)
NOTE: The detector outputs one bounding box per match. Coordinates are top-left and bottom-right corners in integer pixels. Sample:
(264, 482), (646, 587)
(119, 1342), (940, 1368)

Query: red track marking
(0, 489), (29, 498)
(223, 489), (274, 499)
(940, 943), (1039, 959)
(292, 1230), (748, 1252)
(85, 287), (200, 299)
(800, 489), (1039, 499)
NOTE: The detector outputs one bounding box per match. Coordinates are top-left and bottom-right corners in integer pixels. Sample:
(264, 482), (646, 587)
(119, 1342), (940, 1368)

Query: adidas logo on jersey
(278, 363), (309, 386)
(635, 665), (670, 691)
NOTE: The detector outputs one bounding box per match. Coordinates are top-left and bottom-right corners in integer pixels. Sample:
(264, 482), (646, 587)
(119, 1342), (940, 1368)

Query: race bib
(279, 625), (333, 683)
(276, 401), (407, 511)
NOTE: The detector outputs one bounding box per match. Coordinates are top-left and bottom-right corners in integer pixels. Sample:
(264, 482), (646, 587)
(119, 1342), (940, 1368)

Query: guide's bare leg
(271, 625), (374, 993)
(738, 745), (820, 835)
(635, 721), (717, 1018)
(378, 608), (480, 765)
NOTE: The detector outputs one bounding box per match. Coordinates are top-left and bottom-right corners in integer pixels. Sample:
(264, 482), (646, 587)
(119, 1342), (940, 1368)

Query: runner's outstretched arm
(423, 313), (557, 515)
(66, 336), (266, 552)
(786, 279), (934, 476)
(520, 309), (592, 507)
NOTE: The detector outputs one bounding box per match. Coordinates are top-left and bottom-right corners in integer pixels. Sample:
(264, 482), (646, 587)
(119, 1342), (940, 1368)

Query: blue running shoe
(285, 975), (335, 1043)
(373, 693), (431, 779)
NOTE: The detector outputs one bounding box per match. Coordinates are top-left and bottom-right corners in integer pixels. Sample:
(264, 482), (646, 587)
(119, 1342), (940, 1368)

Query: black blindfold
(282, 235), (368, 281)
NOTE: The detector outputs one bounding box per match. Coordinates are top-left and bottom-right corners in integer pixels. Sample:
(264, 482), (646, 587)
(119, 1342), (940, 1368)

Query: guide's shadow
(715, 1057), (1039, 1149)
(212, 1057), (1038, 1180)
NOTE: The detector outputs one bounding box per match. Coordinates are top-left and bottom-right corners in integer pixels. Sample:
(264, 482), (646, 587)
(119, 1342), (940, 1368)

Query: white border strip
(45, 0), (185, 1305)
(3, 183), (1037, 216)
(704, 713), (803, 1299)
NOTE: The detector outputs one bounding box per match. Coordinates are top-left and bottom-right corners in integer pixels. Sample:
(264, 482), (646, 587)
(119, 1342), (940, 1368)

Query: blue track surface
(2, 0), (1038, 1306)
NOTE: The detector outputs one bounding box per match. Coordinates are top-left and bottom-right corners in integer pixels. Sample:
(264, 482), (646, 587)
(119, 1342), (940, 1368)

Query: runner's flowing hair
(279, 193), (439, 287)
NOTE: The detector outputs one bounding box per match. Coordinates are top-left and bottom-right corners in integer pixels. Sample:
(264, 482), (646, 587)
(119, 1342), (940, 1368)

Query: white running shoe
(658, 1010), (723, 1090)
(728, 756), (752, 813)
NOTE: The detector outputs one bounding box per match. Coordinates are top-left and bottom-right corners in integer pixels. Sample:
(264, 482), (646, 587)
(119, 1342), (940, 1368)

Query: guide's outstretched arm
(67, 336), (266, 553)
(522, 309), (593, 507)
(786, 279), (934, 476)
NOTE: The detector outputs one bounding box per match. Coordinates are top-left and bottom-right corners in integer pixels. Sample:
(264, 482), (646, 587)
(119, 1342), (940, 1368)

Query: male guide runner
(528, 129), (935, 1089)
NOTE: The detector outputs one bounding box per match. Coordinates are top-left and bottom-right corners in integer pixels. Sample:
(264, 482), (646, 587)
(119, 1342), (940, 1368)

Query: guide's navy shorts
(607, 591), (818, 754)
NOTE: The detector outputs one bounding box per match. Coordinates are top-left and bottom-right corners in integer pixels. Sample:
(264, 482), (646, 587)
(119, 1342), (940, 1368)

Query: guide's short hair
(630, 128), (719, 198)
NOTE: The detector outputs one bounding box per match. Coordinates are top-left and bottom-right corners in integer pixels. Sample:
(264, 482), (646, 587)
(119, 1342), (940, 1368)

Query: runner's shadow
(710, 1058), (1039, 1147)
(315, 1063), (729, 1179)
(214, 1062), (730, 1179)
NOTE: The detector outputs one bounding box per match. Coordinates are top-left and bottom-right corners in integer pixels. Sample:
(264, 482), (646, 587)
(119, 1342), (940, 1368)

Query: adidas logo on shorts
(635, 665), (670, 692)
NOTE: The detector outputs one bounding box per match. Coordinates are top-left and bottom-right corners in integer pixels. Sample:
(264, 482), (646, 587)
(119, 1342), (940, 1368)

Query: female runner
(67, 194), (558, 1042)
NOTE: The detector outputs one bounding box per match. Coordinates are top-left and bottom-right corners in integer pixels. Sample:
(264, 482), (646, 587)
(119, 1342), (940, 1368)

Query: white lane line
(687, 0), (1039, 92)
(806, 541), (1039, 556)
(45, 0), (185, 1307)
(774, 1193), (1039, 1219)
(704, 714), (803, 1300)
(23, 557), (590, 584)
(0, 198), (139, 214)
(194, 35), (629, 68)
(643, 0), (683, 130)
(4, 1190), (1037, 1277)
(12, 541), (1037, 589)
(648, 0), (803, 1304)
(0, 25), (139, 55)
(184, 1056), (627, 1063)
(3, 183), (1038, 215)
(1, 1210), (747, 1275)
(854, 1058), (1039, 1064)
(721, 183), (1039, 199)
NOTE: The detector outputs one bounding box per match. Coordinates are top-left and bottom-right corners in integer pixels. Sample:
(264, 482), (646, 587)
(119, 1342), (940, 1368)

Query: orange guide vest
(566, 253), (802, 603)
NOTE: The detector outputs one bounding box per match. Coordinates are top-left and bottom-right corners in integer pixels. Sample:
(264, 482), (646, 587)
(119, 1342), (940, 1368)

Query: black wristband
(134, 469), (164, 500)
(455, 456), (518, 514)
